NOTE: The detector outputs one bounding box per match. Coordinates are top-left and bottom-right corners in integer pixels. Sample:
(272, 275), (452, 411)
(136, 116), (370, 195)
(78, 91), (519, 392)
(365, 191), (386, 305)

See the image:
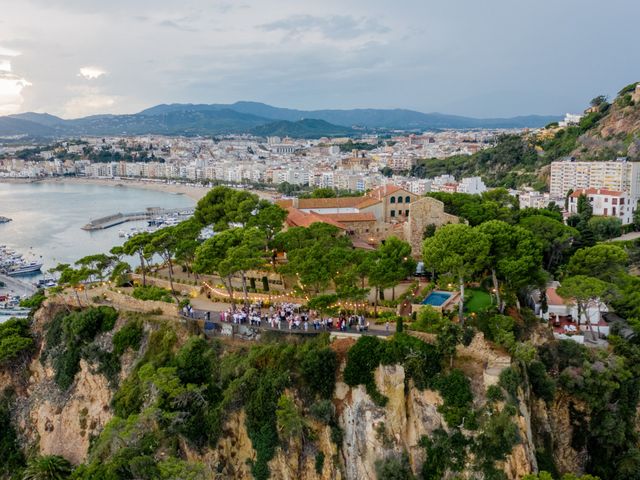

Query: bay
(0, 181), (195, 278)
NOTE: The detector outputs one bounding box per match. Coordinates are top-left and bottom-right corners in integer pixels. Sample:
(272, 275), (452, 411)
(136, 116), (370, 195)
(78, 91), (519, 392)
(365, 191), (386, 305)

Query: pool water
(422, 291), (452, 307)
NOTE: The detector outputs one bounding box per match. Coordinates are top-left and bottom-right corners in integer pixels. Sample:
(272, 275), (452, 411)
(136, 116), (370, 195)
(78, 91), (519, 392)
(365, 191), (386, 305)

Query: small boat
(0, 216), (11, 224)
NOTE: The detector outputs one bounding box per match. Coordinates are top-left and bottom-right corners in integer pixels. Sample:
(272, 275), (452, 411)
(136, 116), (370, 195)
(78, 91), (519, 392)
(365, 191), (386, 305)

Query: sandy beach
(0, 177), (277, 202)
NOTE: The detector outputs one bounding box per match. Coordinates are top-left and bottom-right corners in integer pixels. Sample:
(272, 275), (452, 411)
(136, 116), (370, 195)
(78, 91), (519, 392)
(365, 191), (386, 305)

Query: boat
(6, 262), (43, 276)
(0, 216), (11, 224)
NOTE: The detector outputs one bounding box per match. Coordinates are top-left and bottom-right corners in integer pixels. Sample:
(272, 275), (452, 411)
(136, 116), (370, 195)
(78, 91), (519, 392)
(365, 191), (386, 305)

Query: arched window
(397, 196), (403, 203)
(390, 197), (396, 204)
(405, 196), (411, 203)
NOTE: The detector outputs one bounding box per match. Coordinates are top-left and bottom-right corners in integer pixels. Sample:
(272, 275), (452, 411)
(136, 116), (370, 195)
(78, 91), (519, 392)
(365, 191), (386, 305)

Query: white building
(558, 113), (583, 128)
(457, 176), (487, 194)
(568, 188), (634, 225)
(550, 159), (640, 201)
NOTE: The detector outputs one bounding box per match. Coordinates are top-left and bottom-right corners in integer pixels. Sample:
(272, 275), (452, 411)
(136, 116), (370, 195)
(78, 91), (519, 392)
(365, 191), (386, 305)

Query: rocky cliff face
(0, 305), (598, 479)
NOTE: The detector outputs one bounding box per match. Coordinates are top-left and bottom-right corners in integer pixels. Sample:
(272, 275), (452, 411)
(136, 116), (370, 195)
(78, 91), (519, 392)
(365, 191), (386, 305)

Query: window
(390, 210), (396, 217)
(405, 196), (411, 203)
(390, 197), (396, 204)
(397, 196), (403, 203)
(612, 198), (618, 205)
(605, 197), (609, 203)
(405, 210), (410, 217)
(604, 208), (608, 215)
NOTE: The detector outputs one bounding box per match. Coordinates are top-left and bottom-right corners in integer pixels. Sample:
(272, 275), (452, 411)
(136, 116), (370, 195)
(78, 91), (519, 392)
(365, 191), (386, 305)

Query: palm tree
(23, 455), (73, 480)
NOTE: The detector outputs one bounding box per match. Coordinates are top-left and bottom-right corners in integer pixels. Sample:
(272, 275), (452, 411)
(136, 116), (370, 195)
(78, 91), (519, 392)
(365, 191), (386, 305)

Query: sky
(0, 0), (638, 119)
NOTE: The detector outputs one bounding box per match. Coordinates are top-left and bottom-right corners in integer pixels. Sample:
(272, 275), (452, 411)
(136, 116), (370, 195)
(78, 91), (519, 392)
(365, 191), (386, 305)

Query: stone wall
(403, 196), (460, 257)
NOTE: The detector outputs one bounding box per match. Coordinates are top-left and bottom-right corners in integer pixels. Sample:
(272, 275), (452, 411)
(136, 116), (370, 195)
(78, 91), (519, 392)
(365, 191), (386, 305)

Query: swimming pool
(422, 291), (452, 307)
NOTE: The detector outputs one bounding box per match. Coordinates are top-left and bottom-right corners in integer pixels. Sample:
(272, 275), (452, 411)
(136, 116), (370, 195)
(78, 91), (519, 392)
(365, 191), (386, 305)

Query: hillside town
(0, 130), (502, 196)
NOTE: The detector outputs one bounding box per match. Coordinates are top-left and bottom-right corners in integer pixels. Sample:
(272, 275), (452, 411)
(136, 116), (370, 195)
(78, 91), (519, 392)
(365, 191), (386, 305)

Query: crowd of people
(217, 302), (372, 332)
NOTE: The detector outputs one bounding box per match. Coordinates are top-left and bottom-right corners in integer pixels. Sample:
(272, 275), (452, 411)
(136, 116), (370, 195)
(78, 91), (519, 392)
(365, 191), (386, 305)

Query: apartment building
(550, 159), (640, 201)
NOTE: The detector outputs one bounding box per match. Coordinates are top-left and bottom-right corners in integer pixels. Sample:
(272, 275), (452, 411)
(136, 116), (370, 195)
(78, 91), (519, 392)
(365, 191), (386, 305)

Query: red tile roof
(570, 188), (623, 197)
(546, 287), (570, 306)
(285, 207), (346, 229)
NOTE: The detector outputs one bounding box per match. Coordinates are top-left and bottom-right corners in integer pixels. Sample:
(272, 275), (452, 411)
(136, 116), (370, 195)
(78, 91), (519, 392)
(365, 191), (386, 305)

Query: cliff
(0, 303), (635, 479)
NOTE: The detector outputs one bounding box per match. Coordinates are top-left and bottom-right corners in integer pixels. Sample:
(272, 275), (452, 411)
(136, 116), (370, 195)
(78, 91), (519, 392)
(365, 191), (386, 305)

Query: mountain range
(0, 101), (561, 138)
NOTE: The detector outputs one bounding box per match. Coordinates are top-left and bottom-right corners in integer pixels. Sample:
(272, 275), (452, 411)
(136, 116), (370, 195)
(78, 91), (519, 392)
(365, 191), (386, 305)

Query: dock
(0, 273), (37, 297)
(82, 207), (195, 231)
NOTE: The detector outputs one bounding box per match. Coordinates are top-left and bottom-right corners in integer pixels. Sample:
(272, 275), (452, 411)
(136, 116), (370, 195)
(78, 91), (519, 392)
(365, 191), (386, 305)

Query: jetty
(0, 272), (37, 296)
(82, 207), (195, 231)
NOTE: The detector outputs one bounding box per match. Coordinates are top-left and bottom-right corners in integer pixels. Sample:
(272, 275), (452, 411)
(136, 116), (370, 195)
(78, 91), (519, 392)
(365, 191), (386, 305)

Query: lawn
(465, 288), (492, 313)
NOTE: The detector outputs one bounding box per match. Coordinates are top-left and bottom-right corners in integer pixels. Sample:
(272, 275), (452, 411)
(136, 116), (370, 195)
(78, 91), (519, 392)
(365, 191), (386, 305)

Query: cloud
(260, 14), (390, 41)
(158, 18), (198, 32)
(63, 85), (117, 117)
(0, 46), (21, 57)
(78, 66), (106, 80)
(0, 72), (32, 115)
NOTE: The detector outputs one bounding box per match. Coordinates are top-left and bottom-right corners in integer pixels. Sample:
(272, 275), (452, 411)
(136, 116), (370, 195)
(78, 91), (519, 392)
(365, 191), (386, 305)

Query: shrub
(132, 285), (174, 303)
(411, 305), (443, 333)
(19, 289), (46, 310)
(435, 370), (474, 428)
(527, 360), (556, 402)
(309, 399), (334, 424)
(486, 385), (505, 403)
(343, 336), (388, 406)
(375, 452), (415, 480)
(0, 318), (34, 366)
(300, 346), (337, 399)
(0, 393), (25, 477)
(43, 307), (118, 390)
(498, 366), (522, 399)
(113, 319), (144, 356)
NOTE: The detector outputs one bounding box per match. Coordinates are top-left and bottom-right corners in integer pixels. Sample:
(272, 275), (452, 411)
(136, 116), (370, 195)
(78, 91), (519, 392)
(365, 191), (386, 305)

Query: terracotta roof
(285, 207), (346, 229)
(546, 287), (569, 306)
(367, 184), (403, 198)
(277, 199), (294, 208)
(322, 212), (377, 222)
(570, 188), (624, 197)
(355, 197), (382, 209)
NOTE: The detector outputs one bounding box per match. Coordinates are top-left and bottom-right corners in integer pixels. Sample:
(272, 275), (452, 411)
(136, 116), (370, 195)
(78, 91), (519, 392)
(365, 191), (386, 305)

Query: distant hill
(0, 101), (561, 138)
(141, 101), (560, 130)
(0, 116), (56, 137)
(251, 119), (353, 138)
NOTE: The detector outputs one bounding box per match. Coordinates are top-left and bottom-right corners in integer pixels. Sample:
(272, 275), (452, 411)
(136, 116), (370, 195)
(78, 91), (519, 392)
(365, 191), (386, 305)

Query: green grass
(465, 288), (492, 313)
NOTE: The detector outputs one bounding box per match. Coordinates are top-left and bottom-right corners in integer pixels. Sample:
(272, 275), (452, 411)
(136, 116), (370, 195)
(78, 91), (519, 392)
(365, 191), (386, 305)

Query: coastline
(0, 177), (277, 202)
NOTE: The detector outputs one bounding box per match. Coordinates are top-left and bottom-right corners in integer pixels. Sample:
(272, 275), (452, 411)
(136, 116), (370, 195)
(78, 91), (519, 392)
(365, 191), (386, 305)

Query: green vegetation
(344, 334), (442, 405)
(465, 288), (492, 313)
(19, 290), (46, 311)
(131, 285), (174, 303)
(112, 319), (144, 356)
(0, 319), (34, 367)
(0, 392), (25, 479)
(411, 134), (541, 188)
(42, 307), (118, 390)
(22, 455), (73, 480)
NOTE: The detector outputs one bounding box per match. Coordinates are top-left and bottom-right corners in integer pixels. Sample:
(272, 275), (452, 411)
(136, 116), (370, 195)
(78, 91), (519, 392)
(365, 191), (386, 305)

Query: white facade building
(550, 159), (640, 201)
(568, 188), (634, 225)
(457, 176), (487, 194)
